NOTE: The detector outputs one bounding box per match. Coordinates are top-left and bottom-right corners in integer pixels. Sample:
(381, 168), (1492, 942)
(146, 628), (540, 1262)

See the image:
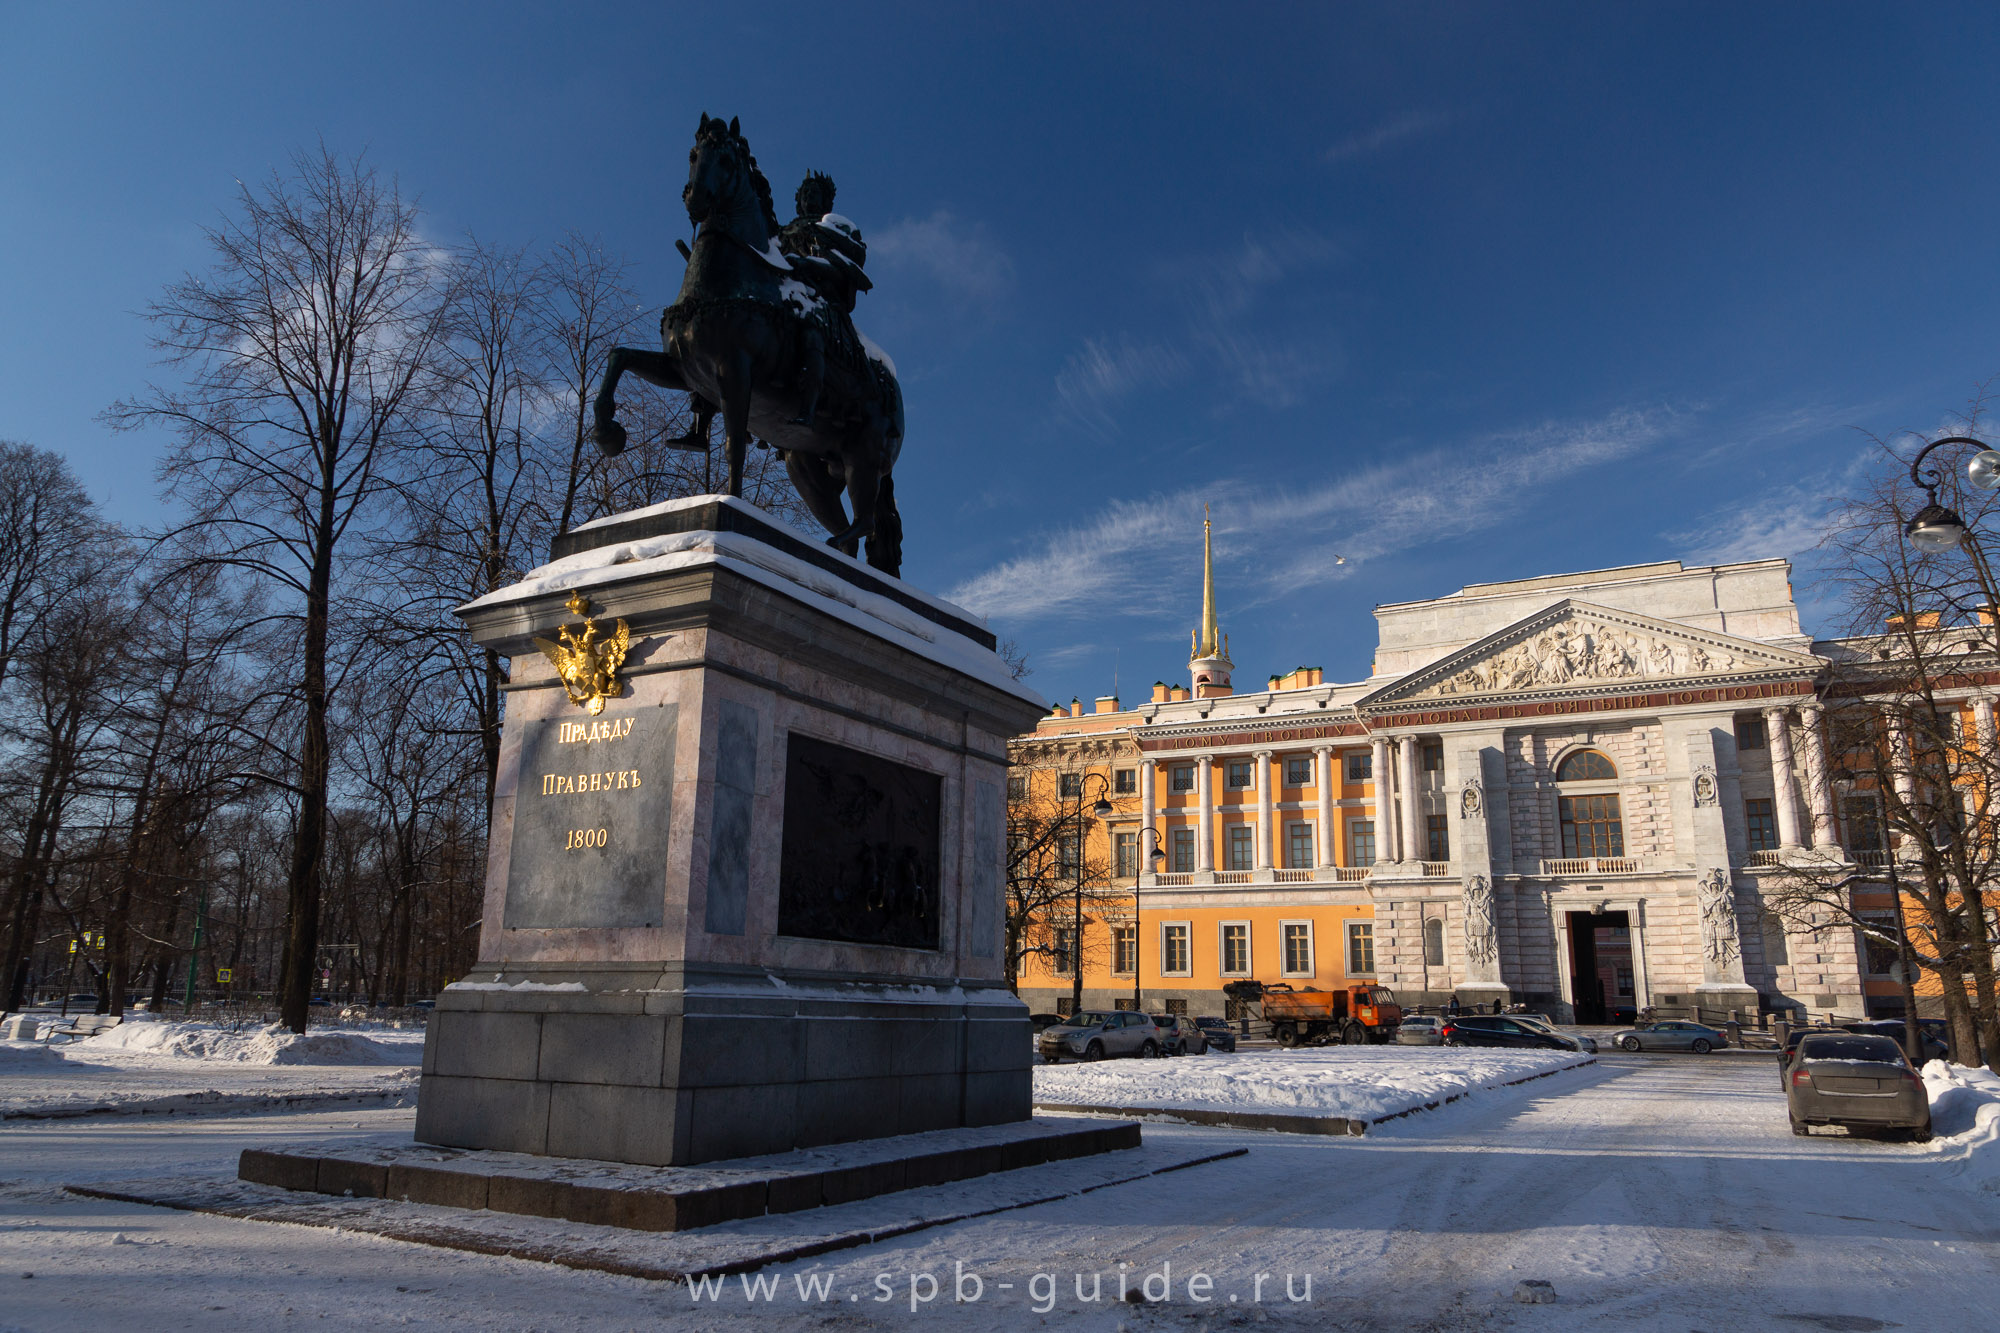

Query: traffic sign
(217, 967), (233, 984)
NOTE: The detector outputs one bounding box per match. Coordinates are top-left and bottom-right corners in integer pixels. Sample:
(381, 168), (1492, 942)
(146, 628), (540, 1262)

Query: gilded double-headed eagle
(534, 592), (629, 715)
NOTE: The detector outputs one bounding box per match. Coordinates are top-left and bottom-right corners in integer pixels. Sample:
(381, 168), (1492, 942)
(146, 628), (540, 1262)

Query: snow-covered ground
(5, 1053), (2000, 1329)
(1033, 1046), (1588, 1122)
(1, 1019), (422, 1119)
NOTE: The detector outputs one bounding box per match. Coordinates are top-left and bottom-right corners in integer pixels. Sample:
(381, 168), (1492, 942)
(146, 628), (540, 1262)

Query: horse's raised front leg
(590, 347), (686, 456)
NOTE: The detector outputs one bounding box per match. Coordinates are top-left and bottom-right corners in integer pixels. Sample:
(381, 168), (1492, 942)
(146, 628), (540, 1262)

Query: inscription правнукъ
(503, 703), (677, 929)
(777, 734), (941, 950)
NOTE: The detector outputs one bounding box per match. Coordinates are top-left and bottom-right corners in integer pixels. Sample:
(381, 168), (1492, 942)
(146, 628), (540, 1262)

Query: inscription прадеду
(504, 703), (677, 929)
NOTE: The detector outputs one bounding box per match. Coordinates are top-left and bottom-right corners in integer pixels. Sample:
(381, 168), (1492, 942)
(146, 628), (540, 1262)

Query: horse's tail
(869, 474), (904, 577)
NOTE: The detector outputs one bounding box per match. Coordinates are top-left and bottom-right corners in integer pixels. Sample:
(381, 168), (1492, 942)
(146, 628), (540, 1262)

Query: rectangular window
(1426, 814), (1450, 862)
(1226, 825), (1254, 871)
(1220, 923), (1250, 975)
(1421, 741), (1444, 772)
(1115, 832), (1137, 878)
(1171, 764), (1195, 793)
(1843, 796), (1884, 853)
(1349, 819), (1376, 866)
(1227, 759), (1253, 789)
(1161, 923), (1190, 974)
(1735, 714), (1767, 751)
(1347, 921), (1375, 976)
(1744, 798), (1776, 852)
(1860, 912), (1898, 976)
(1112, 925), (1136, 975)
(1164, 998), (1187, 1016)
(1347, 751), (1373, 781)
(1171, 826), (1195, 872)
(1114, 996), (1138, 1011)
(1057, 831), (1080, 875)
(1059, 772), (1081, 798)
(1286, 756), (1313, 786)
(1113, 767), (1136, 794)
(1007, 775), (1027, 801)
(1055, 997), (1074, 1017)
(1283, 922), (1314, 976)
(1053, 927), (1076, 976)
(1559, 794), (1625, 858)
(1286, 821), (1315, 868)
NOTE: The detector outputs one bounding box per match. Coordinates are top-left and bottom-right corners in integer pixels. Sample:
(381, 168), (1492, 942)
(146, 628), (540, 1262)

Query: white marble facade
(1027, 557), (1904, 1022)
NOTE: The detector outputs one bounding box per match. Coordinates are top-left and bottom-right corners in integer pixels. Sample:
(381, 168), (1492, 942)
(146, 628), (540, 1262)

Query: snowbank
(1034, 1047), (1589, 1124)
(84, 1021), (419, 1066)
(0, 1040), (66, 1068)
(1922, 1059), (2000, 1193)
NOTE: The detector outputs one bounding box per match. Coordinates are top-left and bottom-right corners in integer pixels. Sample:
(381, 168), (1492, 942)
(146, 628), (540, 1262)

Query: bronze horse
(589, 115), (906, 576)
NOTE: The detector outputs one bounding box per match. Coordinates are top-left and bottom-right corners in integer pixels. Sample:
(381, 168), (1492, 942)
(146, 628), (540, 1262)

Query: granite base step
(238, 1115), (1138, 1233)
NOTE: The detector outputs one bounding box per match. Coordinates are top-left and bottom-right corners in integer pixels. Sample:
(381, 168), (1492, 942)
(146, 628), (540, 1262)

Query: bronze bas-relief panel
(777, 733), (941, 950)
(503, 703), (678, 929)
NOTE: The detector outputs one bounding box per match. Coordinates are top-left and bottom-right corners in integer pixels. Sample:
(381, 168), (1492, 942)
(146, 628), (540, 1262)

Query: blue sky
(4, 5), (1998, 702)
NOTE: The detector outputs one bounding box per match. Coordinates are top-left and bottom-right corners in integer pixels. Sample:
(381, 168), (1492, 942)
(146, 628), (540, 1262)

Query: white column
(1139, 757), (1157, 869)
(1196, 755), (1214, 872)
(1399, 736), (1423, 863)
(1975, 695), (1996, 758)
(1371, 736), (1393, 864)
(1799, 703), (1837, 849)
(1253, 749), (1274, 870)
(1763, 705), (1803, 849)
(1314, 745), (1335, 868)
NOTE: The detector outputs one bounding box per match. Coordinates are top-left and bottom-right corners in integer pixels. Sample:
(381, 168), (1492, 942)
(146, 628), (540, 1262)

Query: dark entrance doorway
(1567, 910), (1633, 1024)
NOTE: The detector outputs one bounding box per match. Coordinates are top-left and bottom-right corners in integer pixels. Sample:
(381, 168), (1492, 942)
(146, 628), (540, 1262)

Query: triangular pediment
(1358, 600), (1825, 708)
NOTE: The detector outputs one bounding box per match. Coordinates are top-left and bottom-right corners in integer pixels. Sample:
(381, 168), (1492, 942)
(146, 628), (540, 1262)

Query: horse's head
(686, 113), (778, 237)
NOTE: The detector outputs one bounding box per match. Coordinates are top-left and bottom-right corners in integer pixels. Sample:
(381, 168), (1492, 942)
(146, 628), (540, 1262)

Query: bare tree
(0, 443), (102, 694)
(1003, 759), (1119, 1003)
(110, 147), (452, 1032)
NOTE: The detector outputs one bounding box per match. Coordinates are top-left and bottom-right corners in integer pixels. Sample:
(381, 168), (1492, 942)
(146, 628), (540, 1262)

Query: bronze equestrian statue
(588, 114), (906, 576)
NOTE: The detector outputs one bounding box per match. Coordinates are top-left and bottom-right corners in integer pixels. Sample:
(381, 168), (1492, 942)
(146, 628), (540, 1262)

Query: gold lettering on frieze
(539, 769), (643, 796)
(557, 717), (636, 744)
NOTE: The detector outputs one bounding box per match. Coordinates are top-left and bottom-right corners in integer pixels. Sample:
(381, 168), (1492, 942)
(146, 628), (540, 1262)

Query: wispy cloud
(949, 407), (1681, 623)
(1665, 449), (1873, 567)
(1053, 228), (1344, 431)
(1323, 110), (1451, 165)
(869, 210), (1014, 308)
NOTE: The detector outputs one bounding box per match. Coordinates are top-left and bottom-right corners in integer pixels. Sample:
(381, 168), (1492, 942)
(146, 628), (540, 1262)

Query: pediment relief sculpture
(1401, 606), (1817, 702)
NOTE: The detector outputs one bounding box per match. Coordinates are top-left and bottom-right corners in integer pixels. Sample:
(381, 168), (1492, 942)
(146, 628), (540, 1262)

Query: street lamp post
(1130, 826), (1166, 1012)
(1069, 772), (1115, 1016)
(1891, 433), (2000, 1065)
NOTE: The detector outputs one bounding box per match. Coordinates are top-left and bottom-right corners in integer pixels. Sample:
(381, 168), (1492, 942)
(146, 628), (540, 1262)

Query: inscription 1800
(503, 703), (677, 929)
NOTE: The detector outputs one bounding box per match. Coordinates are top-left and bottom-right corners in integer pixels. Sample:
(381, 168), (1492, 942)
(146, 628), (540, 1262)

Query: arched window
(1423, 916), (1445, 966)
(1556, 749), (1623, 858)
(1555, 749), (1616, 781)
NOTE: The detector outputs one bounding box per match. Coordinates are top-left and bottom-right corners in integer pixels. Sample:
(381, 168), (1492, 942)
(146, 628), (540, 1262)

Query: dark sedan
(1786, 1032), (1931, 1139)
(1194, 1017), (1237, 1053)
(1439, 1015), (1582, 1050)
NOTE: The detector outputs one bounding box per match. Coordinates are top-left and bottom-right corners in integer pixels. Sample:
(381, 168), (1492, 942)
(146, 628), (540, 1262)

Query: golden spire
(1192, 505), (1229, 664)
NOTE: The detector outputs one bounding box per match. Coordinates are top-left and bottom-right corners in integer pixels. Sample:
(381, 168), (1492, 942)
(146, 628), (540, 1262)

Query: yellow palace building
(1010, 516), (1947, 1024)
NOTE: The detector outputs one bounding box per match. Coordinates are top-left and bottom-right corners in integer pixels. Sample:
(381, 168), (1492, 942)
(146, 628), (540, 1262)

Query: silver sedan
(1611, 1020), (1727, 1053)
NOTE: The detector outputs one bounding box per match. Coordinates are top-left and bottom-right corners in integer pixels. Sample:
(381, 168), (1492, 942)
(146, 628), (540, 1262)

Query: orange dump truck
(1223, 980), (1403, 1046)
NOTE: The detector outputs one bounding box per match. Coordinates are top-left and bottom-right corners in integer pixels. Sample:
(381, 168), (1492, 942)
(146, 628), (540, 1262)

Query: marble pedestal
(416, 498), (1046, 1167)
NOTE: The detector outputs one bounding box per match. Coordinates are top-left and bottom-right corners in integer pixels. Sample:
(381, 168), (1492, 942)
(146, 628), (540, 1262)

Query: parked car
(1508, 1014), (1599, 1053)
(1027, 1013), (1067, 1032)
(1166, 1015), (1209, 1054)
(1786, 1032), (1931, 1139)
(1777, 1025), (1834, 1086)
(1037, 1010), (1160, 1063)
(1610, 1020), (1727, 1053)
(1439, 1015), (1581, 1050)
(1396, 1015), (1444, 1046)
(1602, 1003), (1639, 1025)
(1194, 1017), (1236, 1052)
(1840, 1020), (1949, 1064)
